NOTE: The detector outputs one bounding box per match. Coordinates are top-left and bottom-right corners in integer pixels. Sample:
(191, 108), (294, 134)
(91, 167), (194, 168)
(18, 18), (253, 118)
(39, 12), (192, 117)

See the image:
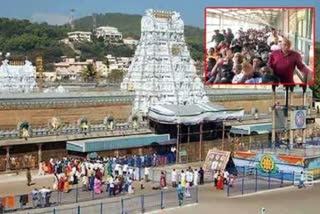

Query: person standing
(268, 38), (311, 83)
(216, 171), (224, 190)
(180, 170), (186, 188)
(160, 171), (167, 189)
(176, 182), (184, 206)
(31, 188), (39, 208)
(199, 167), (204, 185)
(144, 167), (150, 182)
(186, 169), (194, 187)
(299, 171), (306, 188)
(171, 169), (177, 187)
(193, 169), (199, 186)
(26, 167), (32, 186)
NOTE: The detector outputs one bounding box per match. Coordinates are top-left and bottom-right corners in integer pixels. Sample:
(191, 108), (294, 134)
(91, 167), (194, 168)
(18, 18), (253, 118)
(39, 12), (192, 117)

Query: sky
(0, 0), (319, 39)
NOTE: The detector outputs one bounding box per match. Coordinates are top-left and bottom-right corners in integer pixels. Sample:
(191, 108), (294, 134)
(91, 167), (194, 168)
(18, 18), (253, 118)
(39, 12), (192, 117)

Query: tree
(81, 64), (97, 82)
(107, 69), (124, 83)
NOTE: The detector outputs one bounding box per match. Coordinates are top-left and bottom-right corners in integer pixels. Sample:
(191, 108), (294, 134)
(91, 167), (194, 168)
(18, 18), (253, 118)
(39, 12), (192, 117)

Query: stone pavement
(163, 183), (320, 214)
(2, 170), (319, 214)
(10, 182), (320, 214)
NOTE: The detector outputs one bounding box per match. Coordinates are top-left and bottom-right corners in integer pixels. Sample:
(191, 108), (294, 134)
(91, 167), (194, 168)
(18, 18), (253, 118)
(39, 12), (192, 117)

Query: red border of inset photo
(204, 7), (316, 86)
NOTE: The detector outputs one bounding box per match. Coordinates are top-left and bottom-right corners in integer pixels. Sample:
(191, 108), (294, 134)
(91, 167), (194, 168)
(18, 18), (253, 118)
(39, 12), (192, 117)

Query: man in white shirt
(108, 176), (115, 196)
(186, 169), (194, 187)
(171, 169), (177, 187)
(39, 186), (50, 207)
(224, 170), (230, 185)
(128, 167), (134, 180)
(114, 163), (120, 175)
(123, 164), (128, 176)
(214, 170), (219, 187)
(144, 167), (150, 182)
(118, 165), (123, 176)
(193, 169), (199, 186)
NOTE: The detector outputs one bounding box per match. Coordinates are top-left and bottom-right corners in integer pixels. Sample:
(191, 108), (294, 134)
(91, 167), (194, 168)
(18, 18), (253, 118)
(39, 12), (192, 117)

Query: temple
(121, 9), (209, 116)
(0, 59), (37, 93)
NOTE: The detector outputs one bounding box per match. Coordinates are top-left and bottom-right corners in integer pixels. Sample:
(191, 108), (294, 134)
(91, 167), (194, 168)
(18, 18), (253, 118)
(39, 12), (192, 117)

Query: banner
(203, 149), (231, 172)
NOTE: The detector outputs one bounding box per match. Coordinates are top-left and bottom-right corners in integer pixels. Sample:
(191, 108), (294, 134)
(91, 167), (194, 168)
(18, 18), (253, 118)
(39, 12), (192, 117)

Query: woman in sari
(58, 175), (65, 192)
(94, 176), (102, 194)
(216, 171), (224, 190)
(160, 171), (167, 188)
(63, 176), (70, 193)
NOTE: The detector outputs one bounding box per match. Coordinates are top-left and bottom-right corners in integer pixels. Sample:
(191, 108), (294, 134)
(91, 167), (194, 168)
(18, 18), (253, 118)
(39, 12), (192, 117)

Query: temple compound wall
(0, 91), (310, 129)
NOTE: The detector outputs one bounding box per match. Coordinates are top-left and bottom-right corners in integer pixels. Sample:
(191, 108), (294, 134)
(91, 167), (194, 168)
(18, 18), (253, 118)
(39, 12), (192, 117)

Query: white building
(105, 55), (132, 71)
(0, 60), (37, 93)
(121, 9), (208, 115)
(94, 26), (123, 42)
(67, 31), (92, 42)
(123, 37), (139, 46)
(54, 58), (110, 80)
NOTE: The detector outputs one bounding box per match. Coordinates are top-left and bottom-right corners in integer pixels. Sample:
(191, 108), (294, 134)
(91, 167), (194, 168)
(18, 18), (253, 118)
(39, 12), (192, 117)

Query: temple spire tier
(121, 9), (208, 115)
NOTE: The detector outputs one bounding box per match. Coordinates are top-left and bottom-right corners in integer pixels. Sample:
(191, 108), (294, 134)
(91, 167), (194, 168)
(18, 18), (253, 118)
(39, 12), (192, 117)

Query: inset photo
(205, 7), (315, 85)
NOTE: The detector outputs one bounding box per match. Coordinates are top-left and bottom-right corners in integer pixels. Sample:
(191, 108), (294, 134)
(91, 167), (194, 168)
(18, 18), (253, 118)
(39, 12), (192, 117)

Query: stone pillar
(5, 147), (10, 171)
(37, 144), (43, 165)
(176, 124), (180, 164)
(199, 123), (203, 161)
(272, 85), (277, 149)
(222, 121), (225, 150)
(289, 86), (294, 149)
(302, 86), (307, 145)
(187, 126), (190, 145)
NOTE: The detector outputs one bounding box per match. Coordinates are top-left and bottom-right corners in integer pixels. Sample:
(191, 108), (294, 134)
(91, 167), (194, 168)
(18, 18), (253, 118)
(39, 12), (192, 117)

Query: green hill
(73, 13), (204, 60)
(0, 18), (75, 66)
(0, 13), (204, 66)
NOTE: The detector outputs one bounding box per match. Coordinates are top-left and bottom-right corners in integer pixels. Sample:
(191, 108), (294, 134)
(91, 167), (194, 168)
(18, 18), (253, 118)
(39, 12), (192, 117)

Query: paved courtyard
(1, 168), (319, 214)
(164, 184), (320, 214)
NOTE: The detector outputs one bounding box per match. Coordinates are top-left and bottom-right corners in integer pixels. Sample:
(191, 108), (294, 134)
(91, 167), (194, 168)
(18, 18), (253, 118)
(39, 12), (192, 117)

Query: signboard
(203, 149), (230, 172)
(291, 110), (306, 129)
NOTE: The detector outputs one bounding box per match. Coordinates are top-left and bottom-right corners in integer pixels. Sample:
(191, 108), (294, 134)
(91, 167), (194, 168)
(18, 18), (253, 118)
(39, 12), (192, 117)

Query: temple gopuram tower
(121, 9), (208, 116)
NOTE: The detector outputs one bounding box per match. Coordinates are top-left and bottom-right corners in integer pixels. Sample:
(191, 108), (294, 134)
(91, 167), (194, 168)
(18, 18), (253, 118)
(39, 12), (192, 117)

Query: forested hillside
(73, 13), (204, 60)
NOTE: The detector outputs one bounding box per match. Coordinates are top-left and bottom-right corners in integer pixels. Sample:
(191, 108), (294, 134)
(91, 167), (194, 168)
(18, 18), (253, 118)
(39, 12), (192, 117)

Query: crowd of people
(29, 156), (153, 208)
(206, 27), (311, 84)
(23, 154), (237, 209)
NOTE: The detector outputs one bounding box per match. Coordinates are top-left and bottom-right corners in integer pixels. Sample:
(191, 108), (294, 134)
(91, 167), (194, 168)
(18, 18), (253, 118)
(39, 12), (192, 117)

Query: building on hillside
(54, 58), (87, 80)
(67, 31), (92, 42)
(54, 57), (111, 80)
(94, 26), (123, 43)
(105, 55), (132, 71)
(123, 37), (139, 46)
